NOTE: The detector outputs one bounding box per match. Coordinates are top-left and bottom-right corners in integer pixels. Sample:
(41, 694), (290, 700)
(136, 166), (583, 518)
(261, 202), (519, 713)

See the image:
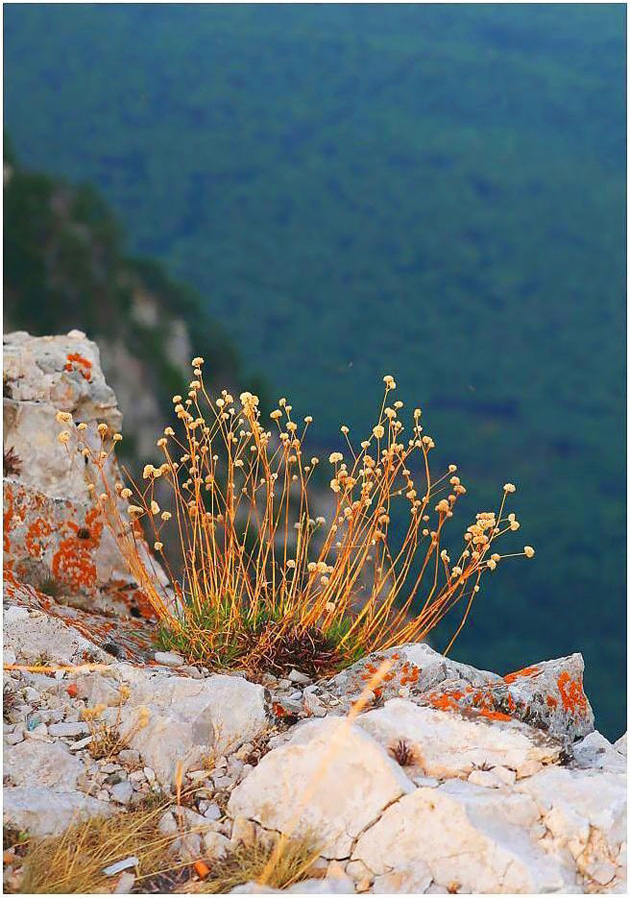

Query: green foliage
(3, 5), (625, 735)
(3, 146), (268, 466)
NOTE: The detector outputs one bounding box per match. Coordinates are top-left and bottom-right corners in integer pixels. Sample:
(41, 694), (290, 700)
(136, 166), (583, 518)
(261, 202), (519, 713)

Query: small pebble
(110, 780), (134, 804)
(213, 774), (232, 789)
(303, 692), (326, 718)
(288, 668), (311, 685)
(114, 871), (136, 893)
(154, 651), (184, 667)
(48, 721), (89, 738)
(118, 749), (141, 765)
(5, 729), (24, 746)
(68, 735), (93, 752)
(203, 802), (221, 821)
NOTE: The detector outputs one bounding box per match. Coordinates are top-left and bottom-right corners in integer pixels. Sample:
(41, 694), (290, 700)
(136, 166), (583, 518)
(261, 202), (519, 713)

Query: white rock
(288, 669), (311, 685)
(113, 665), (268, 786)
(4, 739), (85, 789)
(103, 856), (139, 876)
(572, 731), (627, 773)
(47, 721), (90, 738)
(114, 870), (136, 895)
(352, 779), (576, 893)
(203, 830), (231, 859)
(303, 690), (327, 718)
(372, 868), (432, 894)
(154, 651), (185, 667)
(5, 730), (24, 746)
(3, 785), (112, 836)
(286, 877), (355, 893)
(228, 717), (414, 858)
(158, 811), (178, 836)
(468, 768), (506, 789)
(4, 607), (106, 667)
(110, 780), (134, 804)
(516, 765), (626, 883)
(357, 698), (561, 779)
(114, 871), (136, 893)
(614, 733), (627, 756)
(118, 748), (141, 765)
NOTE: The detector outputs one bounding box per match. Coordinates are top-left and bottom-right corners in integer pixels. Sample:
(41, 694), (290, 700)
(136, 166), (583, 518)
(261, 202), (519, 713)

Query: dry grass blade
(19, 800), (174, 894)
(199, 832), (322, 894)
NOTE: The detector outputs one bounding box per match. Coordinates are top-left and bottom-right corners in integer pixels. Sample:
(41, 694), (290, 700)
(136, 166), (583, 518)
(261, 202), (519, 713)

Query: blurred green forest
(3, 4), (626, 736)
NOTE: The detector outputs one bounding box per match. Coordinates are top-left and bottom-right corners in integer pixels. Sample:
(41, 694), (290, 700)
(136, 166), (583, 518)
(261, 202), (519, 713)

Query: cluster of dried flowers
(56, 358), (533, 674)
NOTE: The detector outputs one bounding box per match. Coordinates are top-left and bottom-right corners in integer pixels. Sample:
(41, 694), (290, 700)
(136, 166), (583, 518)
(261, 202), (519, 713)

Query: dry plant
(200, 831), (321, 893)
(18, 799), (175, 894)
(80, 684), (149, 760)
(389, 738), (418, 768)
(57, 361), (534, 676)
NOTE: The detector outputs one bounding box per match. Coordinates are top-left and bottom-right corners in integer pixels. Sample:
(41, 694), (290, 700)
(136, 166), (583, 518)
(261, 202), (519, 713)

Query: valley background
(3, 4), (626, 737)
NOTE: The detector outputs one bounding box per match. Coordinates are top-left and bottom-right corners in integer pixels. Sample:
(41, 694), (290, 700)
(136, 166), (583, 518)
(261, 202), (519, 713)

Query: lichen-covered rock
(352, 779), (577, 893)
(3, 329), (165, 616)
(357, 698), (562, 780)
(228, 717), (415, 858)
(3, 480), (133, 606)
(3, 578), (156, 663)
(310, 643), (594, 743)
(3, 330), (121, 427)
(323, 643), (501, 710)
(495, 655), (595, 742)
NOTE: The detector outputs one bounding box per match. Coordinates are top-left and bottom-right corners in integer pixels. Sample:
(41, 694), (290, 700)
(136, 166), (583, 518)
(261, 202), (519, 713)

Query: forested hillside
(3, 4), (625, 735)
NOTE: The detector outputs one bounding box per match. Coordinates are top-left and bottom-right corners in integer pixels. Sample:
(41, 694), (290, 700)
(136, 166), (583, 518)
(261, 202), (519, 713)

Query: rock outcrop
(3, 332), (626, 894)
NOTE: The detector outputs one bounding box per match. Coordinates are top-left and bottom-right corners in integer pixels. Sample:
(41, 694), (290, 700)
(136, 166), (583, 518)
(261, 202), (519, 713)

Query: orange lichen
(478, 709), (513, 722)
(546, 695), (558, 709)
(25, 516), (53, 558)
(503, 665), (541, 684)
(64, 352), (93, 381)
(424, 691), (464, 711)
(557, 671), (588, 716)
(52, 538), (98, 591)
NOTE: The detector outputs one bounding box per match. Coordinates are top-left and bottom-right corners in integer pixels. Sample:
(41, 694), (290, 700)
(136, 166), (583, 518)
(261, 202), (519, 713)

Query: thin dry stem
(57, 365), (533, 674)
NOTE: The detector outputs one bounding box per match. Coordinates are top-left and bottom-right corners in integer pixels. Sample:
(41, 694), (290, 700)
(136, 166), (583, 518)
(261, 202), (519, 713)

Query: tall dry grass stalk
(58, 360), (534, 675)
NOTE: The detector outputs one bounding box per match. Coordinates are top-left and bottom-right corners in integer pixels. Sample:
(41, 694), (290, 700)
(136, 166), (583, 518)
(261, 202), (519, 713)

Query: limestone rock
(496, 654), (595, 742)
(3, 603), (107, 666)
(4, 739), (86, 789)
(317, 644), (594, 743)
(572, 731), (627, 773)
(323, 642), (500, 711)
(4, 479), (131, 601)
(352, 779), (577, 893)
(3, 785), (113, 837)
(110, 665), (268, 785)
(516, 766), (626, 887)
(228, 717), (414, 859)
(3, 331), (121, 427)
(3, 329), (166, 614)
(358, 698), (561, 779)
